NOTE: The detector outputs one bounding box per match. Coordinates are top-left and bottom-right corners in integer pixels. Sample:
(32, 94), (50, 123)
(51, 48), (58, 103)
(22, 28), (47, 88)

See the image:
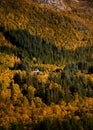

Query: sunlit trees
(0, 0), (93, 129)
(27, 86), (36, 103)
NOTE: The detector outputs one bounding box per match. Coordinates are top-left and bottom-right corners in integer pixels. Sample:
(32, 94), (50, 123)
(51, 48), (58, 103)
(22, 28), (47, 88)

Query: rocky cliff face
(31, 0), (93, 10)
(31, 0), (70, 10)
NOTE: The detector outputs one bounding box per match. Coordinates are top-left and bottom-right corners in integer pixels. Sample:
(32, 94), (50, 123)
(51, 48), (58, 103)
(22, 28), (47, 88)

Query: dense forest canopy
(0, 0), (93, 129)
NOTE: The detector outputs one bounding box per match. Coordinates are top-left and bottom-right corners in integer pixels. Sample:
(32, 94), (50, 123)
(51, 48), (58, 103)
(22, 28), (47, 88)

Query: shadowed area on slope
(3, 29), (62, 64)
(1, 28), (93, 65)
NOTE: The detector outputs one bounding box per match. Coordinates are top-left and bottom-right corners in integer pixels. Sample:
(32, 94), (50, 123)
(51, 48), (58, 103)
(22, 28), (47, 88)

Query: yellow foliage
(0, 89), (11, 102)
(37, 73), (48, 83)
(12, 83), (23, 102)
(74, 116), (80, 121)
(51, 104), (61, 115)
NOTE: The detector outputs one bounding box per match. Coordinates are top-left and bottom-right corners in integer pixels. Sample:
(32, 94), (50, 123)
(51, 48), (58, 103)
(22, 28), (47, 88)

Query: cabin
(33, 68), (40, 73)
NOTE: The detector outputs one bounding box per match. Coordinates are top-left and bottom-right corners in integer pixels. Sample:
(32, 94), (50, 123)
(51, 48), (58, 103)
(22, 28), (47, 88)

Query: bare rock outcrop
(30, 0), (93, 10)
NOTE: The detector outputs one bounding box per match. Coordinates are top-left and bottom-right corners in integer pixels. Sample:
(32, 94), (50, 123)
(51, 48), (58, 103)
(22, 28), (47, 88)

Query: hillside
(0, 0), (93, 129)
(0, 0), (93, 64)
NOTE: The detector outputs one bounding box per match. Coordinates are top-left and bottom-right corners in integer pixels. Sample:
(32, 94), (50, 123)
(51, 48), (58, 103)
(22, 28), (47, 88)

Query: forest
(0, 0), (93, 129)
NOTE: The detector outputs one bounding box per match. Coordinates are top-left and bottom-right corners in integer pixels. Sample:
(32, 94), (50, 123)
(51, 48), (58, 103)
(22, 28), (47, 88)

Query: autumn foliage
(0, 0), (93, 129)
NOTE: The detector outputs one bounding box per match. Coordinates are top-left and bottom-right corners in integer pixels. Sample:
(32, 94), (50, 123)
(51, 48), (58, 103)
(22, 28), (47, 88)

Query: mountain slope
(0, 0), (93, 48)
(0, 0), (93, 64)
(0, 0), (93, 129)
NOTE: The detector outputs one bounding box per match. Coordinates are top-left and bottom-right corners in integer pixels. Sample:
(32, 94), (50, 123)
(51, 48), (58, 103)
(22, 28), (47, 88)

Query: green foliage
(0, 0), (93, 129)
(34, 117), (89, 130)
(3, 29), (62, 64)
(9, 123), (24, 130)
(1, 28), (93, 65)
